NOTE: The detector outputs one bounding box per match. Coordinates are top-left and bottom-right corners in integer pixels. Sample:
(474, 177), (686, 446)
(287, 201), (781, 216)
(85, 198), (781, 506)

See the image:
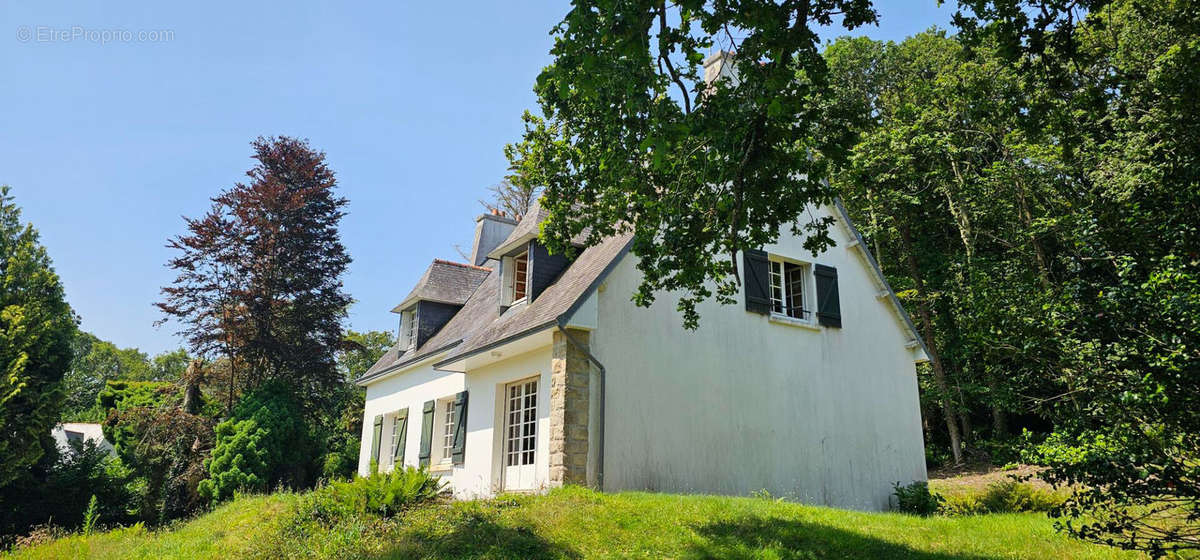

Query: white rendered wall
(359, 346), (553, 498)
(589, 205), (927, 511)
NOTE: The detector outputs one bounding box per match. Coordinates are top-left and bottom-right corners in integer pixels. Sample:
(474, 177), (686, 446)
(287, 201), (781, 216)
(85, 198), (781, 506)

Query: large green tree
(0, 186), (76, 488)
(510, 0), (877, 328)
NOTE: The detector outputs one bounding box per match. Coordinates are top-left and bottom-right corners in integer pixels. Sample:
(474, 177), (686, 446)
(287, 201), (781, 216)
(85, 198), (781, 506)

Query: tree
(509, 0), (876, 329)
(480, 180), (540, 220)
(62, 332), (189, 420)
(158, 136), (353, 412)
(0, 186), (76, 489)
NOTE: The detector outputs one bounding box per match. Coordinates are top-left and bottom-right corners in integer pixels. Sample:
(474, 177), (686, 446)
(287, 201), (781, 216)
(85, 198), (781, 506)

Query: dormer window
(502, 250), (529, 306)
(512, 252), (528, 301)
(399, 307), (418, 351)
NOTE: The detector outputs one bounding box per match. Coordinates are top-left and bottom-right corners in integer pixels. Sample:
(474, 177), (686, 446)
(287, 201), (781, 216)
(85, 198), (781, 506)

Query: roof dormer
(392, 259), (490, 353)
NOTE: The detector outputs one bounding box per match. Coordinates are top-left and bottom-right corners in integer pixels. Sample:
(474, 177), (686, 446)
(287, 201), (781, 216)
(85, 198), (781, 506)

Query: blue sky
(1, 1), (954, 356)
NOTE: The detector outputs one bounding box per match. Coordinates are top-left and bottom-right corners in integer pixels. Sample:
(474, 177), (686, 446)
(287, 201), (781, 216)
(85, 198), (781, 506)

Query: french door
(502, 377), (538, 490)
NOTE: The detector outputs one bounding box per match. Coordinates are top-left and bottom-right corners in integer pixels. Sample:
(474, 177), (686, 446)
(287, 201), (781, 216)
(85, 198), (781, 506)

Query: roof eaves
(831, 196), (931, 362)
(355, 340), (463, 386)
(431, 319), (558, 371)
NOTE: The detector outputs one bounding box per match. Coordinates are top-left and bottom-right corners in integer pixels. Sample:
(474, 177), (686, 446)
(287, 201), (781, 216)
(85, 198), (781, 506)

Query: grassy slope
(7, 494), (296, 560)
(8, 488), (1148, 560)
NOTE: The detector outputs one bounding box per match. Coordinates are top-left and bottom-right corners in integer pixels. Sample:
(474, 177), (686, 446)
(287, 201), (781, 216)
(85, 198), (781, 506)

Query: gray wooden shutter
(371, 414), (384, 468)
(743, 249), (771, 314)
(451, 391), (468, 465)
(392, 408), (409, 466)
(418, 400), (435, 467)
(815, 264), (841, 327)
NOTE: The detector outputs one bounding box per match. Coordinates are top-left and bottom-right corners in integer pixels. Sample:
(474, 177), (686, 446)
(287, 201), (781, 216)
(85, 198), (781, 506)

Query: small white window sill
(769, 314), (821, 331)
(429, 462), (453, 473)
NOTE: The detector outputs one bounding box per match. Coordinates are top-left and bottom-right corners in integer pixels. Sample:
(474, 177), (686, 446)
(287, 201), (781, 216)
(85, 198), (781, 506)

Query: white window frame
(768, 255), (815, 325)
(503, 251), (529, 306)
(437, 397), (456, 465)
(504, 377), (538, 468)
(399, 307), (418, 351)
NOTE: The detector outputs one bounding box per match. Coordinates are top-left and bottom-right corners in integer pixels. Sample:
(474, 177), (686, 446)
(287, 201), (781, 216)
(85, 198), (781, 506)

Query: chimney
(703, 50), (738, 86)
(470, 212), (518, 266)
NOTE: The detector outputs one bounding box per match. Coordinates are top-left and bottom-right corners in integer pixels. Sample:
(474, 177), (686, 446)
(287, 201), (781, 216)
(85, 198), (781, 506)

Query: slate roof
(358, 208), (634, 384)
(391, 259), (491, 312)
(435, 232), (632, 367)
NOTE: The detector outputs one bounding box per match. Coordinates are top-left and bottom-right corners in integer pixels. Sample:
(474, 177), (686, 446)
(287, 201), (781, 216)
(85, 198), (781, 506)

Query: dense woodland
(0, 0), (1196, 556)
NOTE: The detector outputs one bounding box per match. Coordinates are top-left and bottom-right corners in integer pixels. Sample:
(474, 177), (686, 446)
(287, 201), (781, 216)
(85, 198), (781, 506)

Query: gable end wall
(589, 204), (927, 511)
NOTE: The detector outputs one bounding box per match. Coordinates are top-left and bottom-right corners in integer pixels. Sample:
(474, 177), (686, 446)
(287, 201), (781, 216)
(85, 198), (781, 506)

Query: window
(389, 415), (404, 467)
(510, 251), (528, 302)
(439, 399), (456, 464)
(505, 378), (538, 467)
(769, 259), (810, 320)
(399, 308), (417, 351)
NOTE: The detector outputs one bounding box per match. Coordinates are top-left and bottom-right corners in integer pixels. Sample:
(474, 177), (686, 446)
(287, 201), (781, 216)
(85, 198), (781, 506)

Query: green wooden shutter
(815, 264), (841, 327)
(371, 414), (384, 469)
(451, 391), (468, 465)
(392, 408), (409, 466)
(743, 249), (771, 314)
(418, 400), (435, 468)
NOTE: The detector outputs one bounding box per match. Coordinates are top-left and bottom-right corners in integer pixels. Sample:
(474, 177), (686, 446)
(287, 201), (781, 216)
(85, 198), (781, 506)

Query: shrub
(892, 481), (943, 516)
(940, 481), (1065, 516)
(198, 381), (316, 502)
(0, 439), (132, 545)
(254, 467), (444, 558)
(318, 466), (446, 519)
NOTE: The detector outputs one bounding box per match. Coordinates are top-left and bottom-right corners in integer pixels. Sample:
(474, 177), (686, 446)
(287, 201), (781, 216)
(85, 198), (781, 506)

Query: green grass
(6, 494), (296, 560)
(7, 487), (1151, 559)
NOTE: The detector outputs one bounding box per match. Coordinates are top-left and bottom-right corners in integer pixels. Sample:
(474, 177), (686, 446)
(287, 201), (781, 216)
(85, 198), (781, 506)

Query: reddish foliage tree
(158, 136), (352, 411)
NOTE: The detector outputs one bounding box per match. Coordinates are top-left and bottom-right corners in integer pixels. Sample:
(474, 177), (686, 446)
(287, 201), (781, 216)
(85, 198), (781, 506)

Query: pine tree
(0, 186), (76, 488)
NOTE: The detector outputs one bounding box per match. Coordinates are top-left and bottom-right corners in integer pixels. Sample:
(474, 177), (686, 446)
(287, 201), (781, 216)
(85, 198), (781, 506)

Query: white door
(502, 377), (538, 490)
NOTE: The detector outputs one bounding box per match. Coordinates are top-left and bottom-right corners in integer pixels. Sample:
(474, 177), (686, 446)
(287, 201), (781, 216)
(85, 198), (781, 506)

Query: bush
(0, 440), (132, 545)
(253, 467), (444, 558)
(198, 381), (316, 502)
(940, 481), (1065, 516)
(892, 481), (943, 516)
(315, 466), (446, 519)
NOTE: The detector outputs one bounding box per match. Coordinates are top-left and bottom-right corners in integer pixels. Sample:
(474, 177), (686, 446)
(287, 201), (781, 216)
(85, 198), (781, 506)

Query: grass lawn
(6, 486), (1152, 560)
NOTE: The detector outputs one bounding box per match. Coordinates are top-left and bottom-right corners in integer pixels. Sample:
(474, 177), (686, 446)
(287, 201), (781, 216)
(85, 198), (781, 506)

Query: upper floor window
(769, 258), (810, 321)
(399, 308), (418, 351)
(503, 251), (529, 306)
(511, 251), (528, 302)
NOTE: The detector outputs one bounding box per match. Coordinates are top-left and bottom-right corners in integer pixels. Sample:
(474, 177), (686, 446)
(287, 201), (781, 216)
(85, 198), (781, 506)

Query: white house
(357, 196), (930, 511)
(51, 422), (115, 456)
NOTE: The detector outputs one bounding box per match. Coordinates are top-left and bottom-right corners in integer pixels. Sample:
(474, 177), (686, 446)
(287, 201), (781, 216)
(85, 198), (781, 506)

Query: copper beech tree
(157, 136), (352, 412)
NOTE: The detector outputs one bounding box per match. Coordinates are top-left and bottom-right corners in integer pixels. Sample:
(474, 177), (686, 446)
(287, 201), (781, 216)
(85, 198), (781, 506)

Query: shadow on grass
(685, 515), (1000, 560)
(377, 510), (579, 560)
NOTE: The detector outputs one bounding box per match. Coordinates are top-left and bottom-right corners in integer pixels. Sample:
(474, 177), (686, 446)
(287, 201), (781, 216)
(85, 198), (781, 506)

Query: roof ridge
(432, 258), (492, 271)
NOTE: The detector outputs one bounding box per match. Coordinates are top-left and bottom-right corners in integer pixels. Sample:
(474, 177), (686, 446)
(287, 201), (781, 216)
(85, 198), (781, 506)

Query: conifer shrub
(198, 382), (316, 502)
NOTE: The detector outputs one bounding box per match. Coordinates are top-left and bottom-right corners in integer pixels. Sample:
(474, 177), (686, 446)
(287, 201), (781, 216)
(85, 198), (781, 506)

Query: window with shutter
(451, 391), (468, 465)
(418, 400), (435, 468)
(814, 264), (841, 328)
(371, 414), (384, 469)
(743, 249), (771, 314)
(390, 408), (408, 467)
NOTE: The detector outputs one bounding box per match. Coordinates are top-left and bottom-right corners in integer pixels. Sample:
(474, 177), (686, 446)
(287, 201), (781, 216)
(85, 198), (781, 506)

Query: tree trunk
(898, 222), (964, 465)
